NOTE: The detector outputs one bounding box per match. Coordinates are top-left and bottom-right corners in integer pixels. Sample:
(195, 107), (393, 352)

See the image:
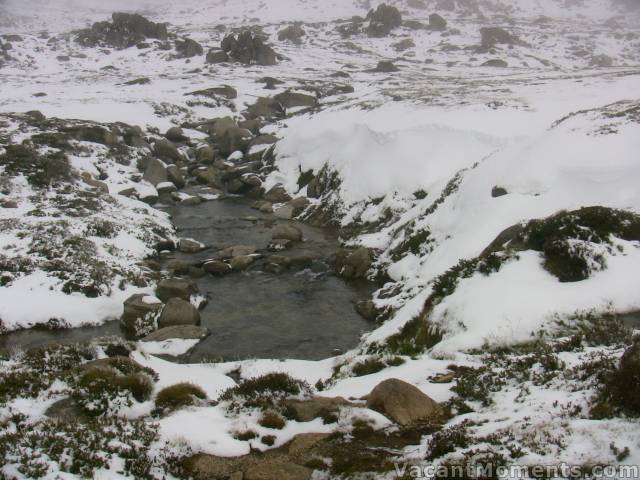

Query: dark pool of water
(0, 194), (376, 361)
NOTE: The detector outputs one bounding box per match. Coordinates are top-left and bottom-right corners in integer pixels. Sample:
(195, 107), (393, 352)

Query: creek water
(0, 195), (377, 361)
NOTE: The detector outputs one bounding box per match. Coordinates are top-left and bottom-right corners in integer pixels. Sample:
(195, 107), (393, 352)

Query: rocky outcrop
(366, 4), (402, 37)
(76, 13), (168, 49)
(366, 378), (443, 425)
(278, 24), (306, 44)
(221, 31), (277, 66)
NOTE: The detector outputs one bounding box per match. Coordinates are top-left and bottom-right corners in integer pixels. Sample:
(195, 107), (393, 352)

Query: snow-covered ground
(1, 0), (640, 478)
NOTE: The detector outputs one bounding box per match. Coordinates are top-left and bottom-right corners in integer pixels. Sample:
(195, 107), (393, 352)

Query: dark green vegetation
(155, 383), (207, 413)
(0, 144), (74, 188)
(220, 372), (311, 412)
(352, 355), (405, 376)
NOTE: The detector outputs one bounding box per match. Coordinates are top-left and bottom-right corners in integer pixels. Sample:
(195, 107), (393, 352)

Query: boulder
(274, 205), (295, 219)
(272, 224), (303, 242)
(331, 247), (372, 278)
(156, 278), (198, 302)
(392, 38), (415, 51)
(372, 60), (399, 72)
(366, 378), (443, 425)
(157, 182), (177, 194)
(480, 27), (517, 48)
(158, 298), (201, 328)
(76, 12), (168, 49)
(274, 91), (317, 110)
(179, 238), (206, 254)
(590, 54), (614, 67)
(121, 293), (164, 332)
(205, 49), (229, 64)
(278, 24), (306, 44)
(285, 396), (353, 422)
(142, 325), (209, 342)
(80, 172), (109, 193)
(482, 59), (508, 67)
(230, 255), (256, 271)
(196, 145), (216, 163)
(143, 158), (168, 187)
(221, 30), (278, 66)
(154, 138), (183, 162)
(264, 185), (292, 203)
(165, 127), (187, 142)
(366, 4), (402, 37)
(188, 85), (238, 100)
(218, 127), (253, 157)
(203, 260), (233, 275)
(166, 164), (186, 189)
(175, 37), (203, 58)
(429, 13), (447, 30)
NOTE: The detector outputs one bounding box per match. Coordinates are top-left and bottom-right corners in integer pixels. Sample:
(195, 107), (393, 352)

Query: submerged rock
(156, 278), (198, 302)
(272, 224), (303, 242)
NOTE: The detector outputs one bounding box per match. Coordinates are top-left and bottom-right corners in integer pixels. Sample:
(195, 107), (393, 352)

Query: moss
(155, 383), (207, 413)
(258, 411), (286, 429)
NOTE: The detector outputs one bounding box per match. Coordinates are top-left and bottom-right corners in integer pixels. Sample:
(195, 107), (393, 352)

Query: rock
(157, 182), (177, 194)
(372, 60), (399, 72)
(429, 13), (447, 30)
(1, 200), (18, 208)
(244, 462), (312, 480)
(158, 298), (201, 328)
(366, 378), (443, 426)
(124, 77), (150, 86)
(219, 127), (253, 157)
(392, 38), (415, 51)
(45, 397), (89, 424)
(408, 0), (427, 8)
(221, 30), (277, 66)
(63, 125), (116, 145)
(272, 224), (303, 242)
(264, 186), (292, 203)
(245, 97), (285, 120)
(154, 138), (183, 162)
(355, 300), (380, 321)
(273, 91), (317, 110)
(230, 255), (256, 271)
(366, 4), (402, 37)
(205, 49), (229, 63)
(156, 278), (198, 302)
(289, 197), (310, 215)
(176, 37), (203, 58)
(482, 59), (508, 67)
(80, 172), (109, 193)
(181, 195), (203, 206)
(188, 85), (238, 100)
(196, 145), (216, 163)
(216, 245), (257, 260)
(253, 200), (274, 213)
(143, 158), (168, 187)
(76, 12), (168, 49)
(268, 238), (294, 251)
(142, 325), (209, 342)
(195, 166), (222, 186)
(278, 24), (306, 44)
(179, 238), (206, 254)
(166, 165), (186, 189)
(285, 396), (353, 422)
(331, 247), (372, 279)
(274, 205), (294, 219)
(480, 27), (517, 48)
(491, 186), (508, 197)
(590, 54), (614, 67)
(121, 293), (164, 332)
(286, 433), (330, 454)
(167, 259), (192, 275)
(203, 260), (233, 275)
(165, 127), (187, 142)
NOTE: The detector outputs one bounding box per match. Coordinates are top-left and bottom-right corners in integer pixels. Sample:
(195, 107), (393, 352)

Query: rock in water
(120, 294), (164, 334)
(158, 298), (201, 328)
(366, 4), (402, 37)
(272, 224), (303, 242)
(142, 325), (209, 342)
(156, 278), (198, 302)
(366, 378), (443, 425)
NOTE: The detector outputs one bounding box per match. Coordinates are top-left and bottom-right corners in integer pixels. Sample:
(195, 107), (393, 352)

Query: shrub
(352, 358), (386, 377)
(155, 383), (207, 413)
(258, 411), (286, 430)
(220, 373), (310, 412)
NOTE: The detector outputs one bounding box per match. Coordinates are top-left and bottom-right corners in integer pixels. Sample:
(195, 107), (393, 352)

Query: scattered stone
(429, 13), (447, 30)
(143, 158), (168, 187)
(285, 396), (353, 422)
(216, 245), (258, 260)
(372, 60), (399, 72)
(491, 186), (508, 197)
(156, 278), (198, 302)
(264, 185), (292, 203)
(158, 298), (201, 328)
(196, 145), (216, 163)
(188, 85), (238, 100)
(142, 325), (209, 342)
(1, 200), (18, 208)
(175, 37), (204, 58)
(203, 260), (233, 275)
(392, 38), (415, 51)
(355, 300), (380, 321)
(330, 247), (372, 279)
(480, 27), (518, 48)
(80, 172), (109, 193)
(179, 238), (206, 254)
(166, 165), (186, 189)
(124, 77), (151, 86)
(221, 30), (277, 66)
(206, 49), (229, 63)
(366, 378), (443, 426)
(121, 293), (164, 332)
(366, 4), (402, 37)
(272, 224), (303, 242)
(273, 91), (317, 110)
(154, 138), (183, 162)
(165, 127), (187, 142)
(482, 59), (508, 67)
(278, 24), (306, 44)
(76, 12), (168, 49)
(230, 255), (256, 271)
